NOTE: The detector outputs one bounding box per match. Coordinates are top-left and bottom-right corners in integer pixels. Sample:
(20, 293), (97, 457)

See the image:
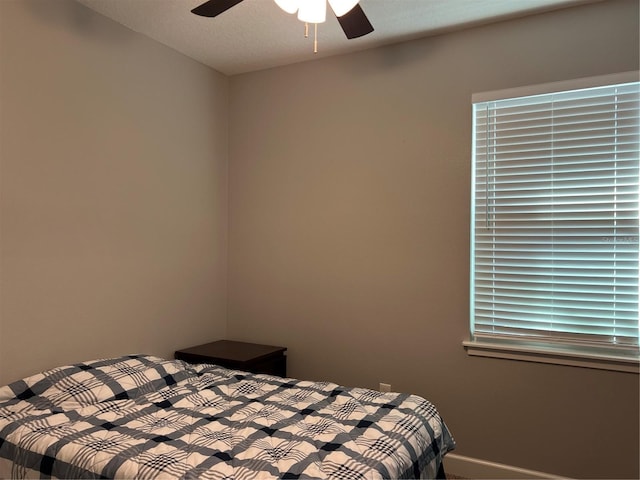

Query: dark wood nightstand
(175, 340), (287, 377)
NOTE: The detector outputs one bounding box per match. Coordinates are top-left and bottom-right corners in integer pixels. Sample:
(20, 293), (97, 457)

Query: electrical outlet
(379, 383), (391, 393)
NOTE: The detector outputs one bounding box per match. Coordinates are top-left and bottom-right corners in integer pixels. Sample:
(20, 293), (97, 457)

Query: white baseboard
(444, 453), (572, 479)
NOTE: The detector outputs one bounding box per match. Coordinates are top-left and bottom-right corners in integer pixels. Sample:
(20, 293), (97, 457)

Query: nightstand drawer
(175, 340), (287, 377)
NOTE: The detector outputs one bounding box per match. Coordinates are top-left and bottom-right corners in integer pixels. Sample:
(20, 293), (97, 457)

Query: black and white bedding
(0, 355), (455, 479)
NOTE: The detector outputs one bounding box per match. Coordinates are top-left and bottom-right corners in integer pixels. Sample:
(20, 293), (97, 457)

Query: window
(467, 73), (640, 372)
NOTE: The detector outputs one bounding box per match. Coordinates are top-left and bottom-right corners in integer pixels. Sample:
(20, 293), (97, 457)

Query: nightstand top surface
(176, 340), (286, 363)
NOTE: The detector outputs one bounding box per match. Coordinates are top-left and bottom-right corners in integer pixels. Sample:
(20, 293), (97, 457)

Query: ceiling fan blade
(336, 3), (374, 39)
(191, 0), (245, 17)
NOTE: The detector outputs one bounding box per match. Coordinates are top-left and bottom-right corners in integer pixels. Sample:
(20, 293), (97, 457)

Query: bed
(0, 355), (455, 479)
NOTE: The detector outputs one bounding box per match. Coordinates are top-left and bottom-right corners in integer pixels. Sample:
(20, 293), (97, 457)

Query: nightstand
(175, 340), (287, 377)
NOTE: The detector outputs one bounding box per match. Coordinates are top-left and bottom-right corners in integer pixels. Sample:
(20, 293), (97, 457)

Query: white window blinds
(471, 75), (640, 353)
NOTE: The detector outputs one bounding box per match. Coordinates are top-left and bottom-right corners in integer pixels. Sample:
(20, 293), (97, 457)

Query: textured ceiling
(76, 0), (600, 76)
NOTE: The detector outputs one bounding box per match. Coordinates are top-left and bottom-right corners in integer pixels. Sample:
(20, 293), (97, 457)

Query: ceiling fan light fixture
(273, 0), (298, 14)
(297, 0), (326, 24)
(327, 0), (359, 17)
(191, 0), (373, 54)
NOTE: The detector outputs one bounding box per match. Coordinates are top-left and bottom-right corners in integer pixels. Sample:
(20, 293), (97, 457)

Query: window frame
(466, 72), (640, 374)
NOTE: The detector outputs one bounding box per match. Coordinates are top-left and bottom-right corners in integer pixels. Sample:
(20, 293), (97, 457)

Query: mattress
(0, 355), (455, 479)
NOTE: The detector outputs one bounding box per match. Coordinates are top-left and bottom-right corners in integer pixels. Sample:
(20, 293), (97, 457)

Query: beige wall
(227, 0), (640, 478)
(0, 0), (229, 385)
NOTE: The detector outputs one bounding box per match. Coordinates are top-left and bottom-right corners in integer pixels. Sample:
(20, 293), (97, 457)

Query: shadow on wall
(23, 0), (135, 45)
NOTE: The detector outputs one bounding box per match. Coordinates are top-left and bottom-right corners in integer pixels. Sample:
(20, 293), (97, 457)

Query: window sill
(463, 340), (639, 374)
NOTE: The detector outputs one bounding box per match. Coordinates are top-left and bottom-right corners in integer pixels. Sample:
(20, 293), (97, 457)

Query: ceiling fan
(191, 0), (374, 40)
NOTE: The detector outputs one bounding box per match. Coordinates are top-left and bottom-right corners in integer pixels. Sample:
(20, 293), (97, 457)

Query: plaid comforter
(0, 355), (455, 479)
